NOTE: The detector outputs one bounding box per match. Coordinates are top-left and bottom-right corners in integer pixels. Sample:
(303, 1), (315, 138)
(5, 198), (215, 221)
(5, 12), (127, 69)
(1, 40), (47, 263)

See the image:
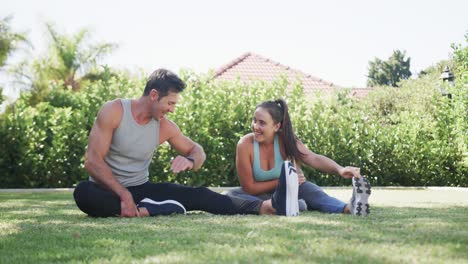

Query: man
(73, 69), (299, 217)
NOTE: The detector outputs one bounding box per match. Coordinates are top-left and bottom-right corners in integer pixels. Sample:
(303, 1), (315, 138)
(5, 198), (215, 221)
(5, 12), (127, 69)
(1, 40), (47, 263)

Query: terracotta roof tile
(213, 52), (374, 98)
(213, 52), (339, 96)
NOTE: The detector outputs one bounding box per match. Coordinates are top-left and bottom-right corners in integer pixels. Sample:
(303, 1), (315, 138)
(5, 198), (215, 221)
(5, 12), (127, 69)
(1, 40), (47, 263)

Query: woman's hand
(338, 166), (361, 179)
(297, 167), (306, 185)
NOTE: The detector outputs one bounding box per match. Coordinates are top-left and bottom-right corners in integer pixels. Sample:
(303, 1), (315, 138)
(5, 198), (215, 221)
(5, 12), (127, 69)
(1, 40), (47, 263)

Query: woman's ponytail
(256, 99), (304, 162)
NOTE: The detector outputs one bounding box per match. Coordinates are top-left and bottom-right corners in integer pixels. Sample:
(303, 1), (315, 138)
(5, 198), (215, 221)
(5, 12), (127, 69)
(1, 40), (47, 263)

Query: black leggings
(73, 181), (262, 217)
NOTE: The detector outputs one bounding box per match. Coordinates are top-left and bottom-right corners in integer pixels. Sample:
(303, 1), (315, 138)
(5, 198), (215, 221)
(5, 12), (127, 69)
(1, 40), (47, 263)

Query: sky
(1, 0), (467, 98)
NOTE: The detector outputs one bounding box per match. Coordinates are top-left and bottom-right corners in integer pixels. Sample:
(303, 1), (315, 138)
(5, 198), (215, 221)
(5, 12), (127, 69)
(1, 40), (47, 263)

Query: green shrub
(0, 64), (466, 187)
(0, 74), (141, 187)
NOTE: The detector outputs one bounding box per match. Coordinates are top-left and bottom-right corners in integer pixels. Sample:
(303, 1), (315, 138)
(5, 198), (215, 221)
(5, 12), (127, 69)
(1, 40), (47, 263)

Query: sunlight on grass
(43, 220), (69, 225)
(324, 187), (468, 218)
(0, 222), (20, 236)
(0, 190), (467, 263)
(137, 254), (187, 264)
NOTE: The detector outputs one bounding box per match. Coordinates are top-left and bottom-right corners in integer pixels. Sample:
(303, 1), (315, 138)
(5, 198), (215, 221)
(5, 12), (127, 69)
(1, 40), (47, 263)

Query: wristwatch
(185, 157), (195, 165)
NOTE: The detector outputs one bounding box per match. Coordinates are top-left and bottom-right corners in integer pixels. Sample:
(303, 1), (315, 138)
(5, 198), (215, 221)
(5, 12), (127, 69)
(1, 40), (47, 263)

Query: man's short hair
(143, 69), (186, 99)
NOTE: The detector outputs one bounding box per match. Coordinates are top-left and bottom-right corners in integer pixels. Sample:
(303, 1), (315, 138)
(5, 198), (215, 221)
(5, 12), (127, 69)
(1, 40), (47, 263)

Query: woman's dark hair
(256, 98), (304, 162)
(143, 69), (186, 99)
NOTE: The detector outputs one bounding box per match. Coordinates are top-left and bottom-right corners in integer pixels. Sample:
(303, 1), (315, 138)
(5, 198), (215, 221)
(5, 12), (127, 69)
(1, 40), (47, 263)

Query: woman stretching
(226, 99), (371, 216)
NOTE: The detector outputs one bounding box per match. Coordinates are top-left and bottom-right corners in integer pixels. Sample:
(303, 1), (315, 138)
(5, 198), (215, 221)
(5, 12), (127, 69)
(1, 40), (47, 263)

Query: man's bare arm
(161, 119), (206, 172)
(84, 100), (139, 217)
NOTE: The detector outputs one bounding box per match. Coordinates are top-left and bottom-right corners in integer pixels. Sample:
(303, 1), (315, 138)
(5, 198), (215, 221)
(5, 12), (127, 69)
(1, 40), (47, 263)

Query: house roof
(349, 87), (374, 99)
(213, 52), (340, 96)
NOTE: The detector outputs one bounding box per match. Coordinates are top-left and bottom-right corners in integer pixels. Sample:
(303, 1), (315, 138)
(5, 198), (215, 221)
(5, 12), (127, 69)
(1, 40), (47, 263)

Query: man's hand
(338, 166), (361, 179)
(119, 190), (140, 217)
(171, 155), (194, 173)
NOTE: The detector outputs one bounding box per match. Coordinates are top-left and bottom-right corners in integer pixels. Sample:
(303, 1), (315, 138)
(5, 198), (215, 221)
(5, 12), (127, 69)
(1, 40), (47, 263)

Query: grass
(0, 188), (467, 264)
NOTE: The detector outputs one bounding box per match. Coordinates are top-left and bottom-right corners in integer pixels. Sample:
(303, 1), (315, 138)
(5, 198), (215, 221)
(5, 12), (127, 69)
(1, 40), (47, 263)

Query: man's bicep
(87, 107), (115, 159)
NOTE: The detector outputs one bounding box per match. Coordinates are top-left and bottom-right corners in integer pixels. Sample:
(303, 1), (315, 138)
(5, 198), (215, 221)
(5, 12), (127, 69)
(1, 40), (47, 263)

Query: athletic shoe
(271, 161), (299, 216)
(348, 176), (371, 216)
(137, 198), (186, 216)
(299, 199), (307, 212)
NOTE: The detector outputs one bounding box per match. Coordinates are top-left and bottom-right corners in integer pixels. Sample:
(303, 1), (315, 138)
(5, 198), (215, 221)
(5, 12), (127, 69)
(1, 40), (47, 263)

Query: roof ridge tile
(214, 52), (252, 78)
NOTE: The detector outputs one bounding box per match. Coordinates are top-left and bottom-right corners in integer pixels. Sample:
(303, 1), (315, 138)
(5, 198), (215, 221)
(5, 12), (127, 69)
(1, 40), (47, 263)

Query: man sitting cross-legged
(73, 68), (299, 218)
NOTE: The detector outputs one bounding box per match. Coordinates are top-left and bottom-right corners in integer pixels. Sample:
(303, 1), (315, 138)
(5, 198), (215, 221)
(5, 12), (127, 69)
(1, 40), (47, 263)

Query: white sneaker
(272, 161), (299, 216)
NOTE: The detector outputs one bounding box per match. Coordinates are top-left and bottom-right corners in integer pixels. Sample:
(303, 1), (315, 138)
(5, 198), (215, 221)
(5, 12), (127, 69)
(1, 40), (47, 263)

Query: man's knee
(73, 181), (121, 217)
(73, 181), (94, 215)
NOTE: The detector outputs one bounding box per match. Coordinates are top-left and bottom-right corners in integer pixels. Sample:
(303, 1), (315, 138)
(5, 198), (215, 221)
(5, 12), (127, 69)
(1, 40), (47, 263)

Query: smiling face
(251, 107), (281, 143)
(149, 90), (180, 120)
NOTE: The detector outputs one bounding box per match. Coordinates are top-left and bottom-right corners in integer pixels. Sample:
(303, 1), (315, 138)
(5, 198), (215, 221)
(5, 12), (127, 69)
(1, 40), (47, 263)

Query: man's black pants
(73, 181), (262, 217)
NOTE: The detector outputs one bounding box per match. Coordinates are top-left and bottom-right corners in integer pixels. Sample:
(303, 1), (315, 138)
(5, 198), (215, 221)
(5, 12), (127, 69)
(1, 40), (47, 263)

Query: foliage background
(0, 62), (466, 187)
(0, 26), (466, 188)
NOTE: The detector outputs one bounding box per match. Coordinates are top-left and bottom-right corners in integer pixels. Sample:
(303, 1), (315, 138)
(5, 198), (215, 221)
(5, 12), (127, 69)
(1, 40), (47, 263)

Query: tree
(0, 15), (27, 104)
(451, 32), (468, 80)
(12, 22), (117, 104)
(40, 23), (117, 91)
(367, 50), (412, 87)
(0, 16), (27, 68)
(418, 59), (453, 78)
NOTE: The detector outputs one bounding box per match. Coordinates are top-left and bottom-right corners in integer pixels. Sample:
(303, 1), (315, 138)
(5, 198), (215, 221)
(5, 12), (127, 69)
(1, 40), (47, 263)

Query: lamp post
(440, 66), (454, 99)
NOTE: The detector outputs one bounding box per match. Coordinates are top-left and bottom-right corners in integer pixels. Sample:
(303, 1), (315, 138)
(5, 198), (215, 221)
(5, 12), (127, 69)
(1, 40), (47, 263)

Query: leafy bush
(0, 41), (466, 187)
(0, 74), (141, 187)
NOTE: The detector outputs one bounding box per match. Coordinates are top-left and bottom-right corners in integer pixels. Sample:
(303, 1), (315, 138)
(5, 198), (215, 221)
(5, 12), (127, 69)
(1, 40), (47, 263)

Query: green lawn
(0, 188), (467, 264)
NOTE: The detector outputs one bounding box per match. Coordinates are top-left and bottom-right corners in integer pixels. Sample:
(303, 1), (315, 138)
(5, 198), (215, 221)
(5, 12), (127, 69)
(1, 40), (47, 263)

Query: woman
(226, 99), (371, 215)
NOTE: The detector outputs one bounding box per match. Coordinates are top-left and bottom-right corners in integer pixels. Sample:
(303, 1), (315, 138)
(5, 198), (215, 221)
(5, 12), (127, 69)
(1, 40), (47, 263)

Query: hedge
(0, 70), (466, 187)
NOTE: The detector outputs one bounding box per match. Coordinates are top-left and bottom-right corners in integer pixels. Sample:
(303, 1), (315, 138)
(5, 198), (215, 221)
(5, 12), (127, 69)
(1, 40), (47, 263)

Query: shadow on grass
(0, 192), (467, 263)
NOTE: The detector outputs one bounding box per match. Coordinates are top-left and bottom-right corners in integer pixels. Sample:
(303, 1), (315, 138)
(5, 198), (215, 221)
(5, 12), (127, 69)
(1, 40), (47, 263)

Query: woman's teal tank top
(253, 135), (284, 181)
